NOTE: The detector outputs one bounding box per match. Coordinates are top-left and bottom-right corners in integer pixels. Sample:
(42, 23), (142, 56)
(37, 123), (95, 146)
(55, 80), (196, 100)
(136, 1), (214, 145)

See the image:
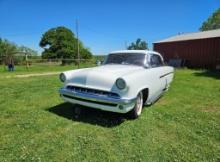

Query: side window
(150, 54), (163, 67)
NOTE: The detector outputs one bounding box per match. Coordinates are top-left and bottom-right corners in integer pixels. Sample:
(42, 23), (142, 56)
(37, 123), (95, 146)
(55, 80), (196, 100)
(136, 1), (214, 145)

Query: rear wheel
(128, 92), (143, 119)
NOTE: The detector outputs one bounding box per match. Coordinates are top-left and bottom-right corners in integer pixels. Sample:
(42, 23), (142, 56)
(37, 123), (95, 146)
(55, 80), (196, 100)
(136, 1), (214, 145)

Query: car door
(148, 53), (167, 100)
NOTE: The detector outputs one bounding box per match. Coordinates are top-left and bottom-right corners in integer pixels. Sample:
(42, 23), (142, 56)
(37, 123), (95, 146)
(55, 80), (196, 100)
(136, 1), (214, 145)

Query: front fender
(118, 71), (153, 99)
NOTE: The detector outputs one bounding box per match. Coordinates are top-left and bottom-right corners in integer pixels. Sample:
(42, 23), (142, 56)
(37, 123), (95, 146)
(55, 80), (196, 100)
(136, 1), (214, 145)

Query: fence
(0, 56), (107, 71)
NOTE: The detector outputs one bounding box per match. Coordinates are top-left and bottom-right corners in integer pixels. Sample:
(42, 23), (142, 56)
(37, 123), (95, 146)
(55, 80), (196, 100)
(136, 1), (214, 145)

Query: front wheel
(128, 92), (143, 119)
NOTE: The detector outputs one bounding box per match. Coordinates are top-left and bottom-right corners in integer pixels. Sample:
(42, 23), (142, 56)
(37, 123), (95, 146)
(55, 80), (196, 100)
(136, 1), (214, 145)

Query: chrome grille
(66, 85), (120, 99)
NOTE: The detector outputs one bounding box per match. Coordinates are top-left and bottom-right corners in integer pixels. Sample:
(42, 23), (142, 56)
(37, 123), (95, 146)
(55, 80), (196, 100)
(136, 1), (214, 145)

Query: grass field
(0, 66), (220, 161)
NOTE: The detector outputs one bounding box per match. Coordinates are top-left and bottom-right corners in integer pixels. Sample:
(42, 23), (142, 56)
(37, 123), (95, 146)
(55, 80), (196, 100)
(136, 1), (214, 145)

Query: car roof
(109, 50), (160, 55)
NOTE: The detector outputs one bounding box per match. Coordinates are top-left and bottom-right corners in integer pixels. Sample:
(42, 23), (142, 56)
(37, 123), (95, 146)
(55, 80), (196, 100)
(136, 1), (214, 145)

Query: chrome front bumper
(59, 88), (136, 106)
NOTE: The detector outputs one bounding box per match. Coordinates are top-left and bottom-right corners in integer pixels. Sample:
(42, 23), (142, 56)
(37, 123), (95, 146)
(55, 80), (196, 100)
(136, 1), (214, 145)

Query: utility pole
(125, 41), (128, 50)
(76, 19), (80, 68)
(25, 52), (29, 70)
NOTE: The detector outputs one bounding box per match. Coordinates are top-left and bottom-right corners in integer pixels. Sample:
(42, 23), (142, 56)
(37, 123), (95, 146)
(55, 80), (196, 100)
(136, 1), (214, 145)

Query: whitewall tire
(128, 92), (143, 119)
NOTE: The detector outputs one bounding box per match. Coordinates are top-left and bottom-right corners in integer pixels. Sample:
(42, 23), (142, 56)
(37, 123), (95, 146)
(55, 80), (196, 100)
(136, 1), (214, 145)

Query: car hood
(66, 64), (143, 91)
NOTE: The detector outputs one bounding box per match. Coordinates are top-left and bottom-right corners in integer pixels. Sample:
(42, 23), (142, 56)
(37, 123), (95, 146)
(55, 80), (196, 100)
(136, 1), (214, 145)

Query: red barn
(153, 29), (220, 69)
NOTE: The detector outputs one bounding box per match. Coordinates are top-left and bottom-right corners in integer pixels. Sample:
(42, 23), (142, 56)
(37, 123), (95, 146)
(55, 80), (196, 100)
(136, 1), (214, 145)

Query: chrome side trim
(59, 88), (136, 105)
(159, 71), (174, 78)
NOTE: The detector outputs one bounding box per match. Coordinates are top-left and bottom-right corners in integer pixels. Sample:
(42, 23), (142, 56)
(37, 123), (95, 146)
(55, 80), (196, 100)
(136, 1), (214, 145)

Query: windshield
(104, 53), (146, 66)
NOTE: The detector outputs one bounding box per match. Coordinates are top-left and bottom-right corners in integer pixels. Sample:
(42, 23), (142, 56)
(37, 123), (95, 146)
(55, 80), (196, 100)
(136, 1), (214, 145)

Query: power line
(80, 24), (130, 50)
(0, 24), (130, 53)
(0, 24), (127, 41)
(80, 24), (127, 41)
(124, 41), (128, 49)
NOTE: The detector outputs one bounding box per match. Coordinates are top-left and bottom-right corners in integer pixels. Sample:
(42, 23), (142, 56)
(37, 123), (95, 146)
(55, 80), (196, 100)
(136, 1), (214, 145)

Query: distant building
(153, 29), (220, 69)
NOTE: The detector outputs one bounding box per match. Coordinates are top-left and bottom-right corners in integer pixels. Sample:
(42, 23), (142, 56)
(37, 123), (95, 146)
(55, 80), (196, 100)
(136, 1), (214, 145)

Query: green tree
(0, 38), (3, 60)
(0, 39), (17, 57)
(0, 39), (38, 58)
(0, 38), (38, 67)
(0, 39), (18, 69)
(39, 26), (92, 61)
(127, 38), (148, 50)
(200, 8), (220, 31)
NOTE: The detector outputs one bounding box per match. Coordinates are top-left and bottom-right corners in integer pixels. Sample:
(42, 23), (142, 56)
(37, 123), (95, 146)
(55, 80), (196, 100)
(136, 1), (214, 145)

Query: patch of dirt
(5, 72), (61, 78)
(157, 99), (171, 106)
(201, 106), (220, 113)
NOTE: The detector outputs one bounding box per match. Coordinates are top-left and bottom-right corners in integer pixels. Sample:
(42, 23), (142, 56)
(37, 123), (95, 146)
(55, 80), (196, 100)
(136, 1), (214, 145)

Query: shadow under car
(47, 103), (128, 127)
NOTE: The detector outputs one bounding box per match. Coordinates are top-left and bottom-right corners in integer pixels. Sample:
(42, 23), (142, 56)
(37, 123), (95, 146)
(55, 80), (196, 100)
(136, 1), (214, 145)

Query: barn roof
(154, 29), (220, 43)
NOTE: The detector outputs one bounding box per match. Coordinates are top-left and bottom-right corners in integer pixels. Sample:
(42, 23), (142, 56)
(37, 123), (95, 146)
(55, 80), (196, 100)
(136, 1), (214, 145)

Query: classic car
(59, 50), (174, 119)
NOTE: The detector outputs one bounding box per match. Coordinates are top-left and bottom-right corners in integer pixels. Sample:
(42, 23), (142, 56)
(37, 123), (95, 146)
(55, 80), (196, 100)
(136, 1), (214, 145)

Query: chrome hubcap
(136, 93), (143, 115)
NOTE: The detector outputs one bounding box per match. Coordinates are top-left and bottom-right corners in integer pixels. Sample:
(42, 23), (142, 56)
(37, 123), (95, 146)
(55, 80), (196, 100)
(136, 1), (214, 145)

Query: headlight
(59, 73), (66, 82)
(116, 78), (126, 90)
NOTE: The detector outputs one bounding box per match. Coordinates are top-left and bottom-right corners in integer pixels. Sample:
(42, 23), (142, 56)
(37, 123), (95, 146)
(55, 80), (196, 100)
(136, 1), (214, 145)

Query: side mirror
(144, 63), (150, 68)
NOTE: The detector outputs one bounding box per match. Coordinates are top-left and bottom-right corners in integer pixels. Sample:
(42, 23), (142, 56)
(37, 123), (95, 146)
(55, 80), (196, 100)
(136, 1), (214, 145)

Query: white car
(59, 50), (174, 119)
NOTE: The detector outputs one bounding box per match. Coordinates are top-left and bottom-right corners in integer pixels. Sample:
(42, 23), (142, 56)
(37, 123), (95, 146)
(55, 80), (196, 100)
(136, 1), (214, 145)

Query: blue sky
(0, 0), (219, 55)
